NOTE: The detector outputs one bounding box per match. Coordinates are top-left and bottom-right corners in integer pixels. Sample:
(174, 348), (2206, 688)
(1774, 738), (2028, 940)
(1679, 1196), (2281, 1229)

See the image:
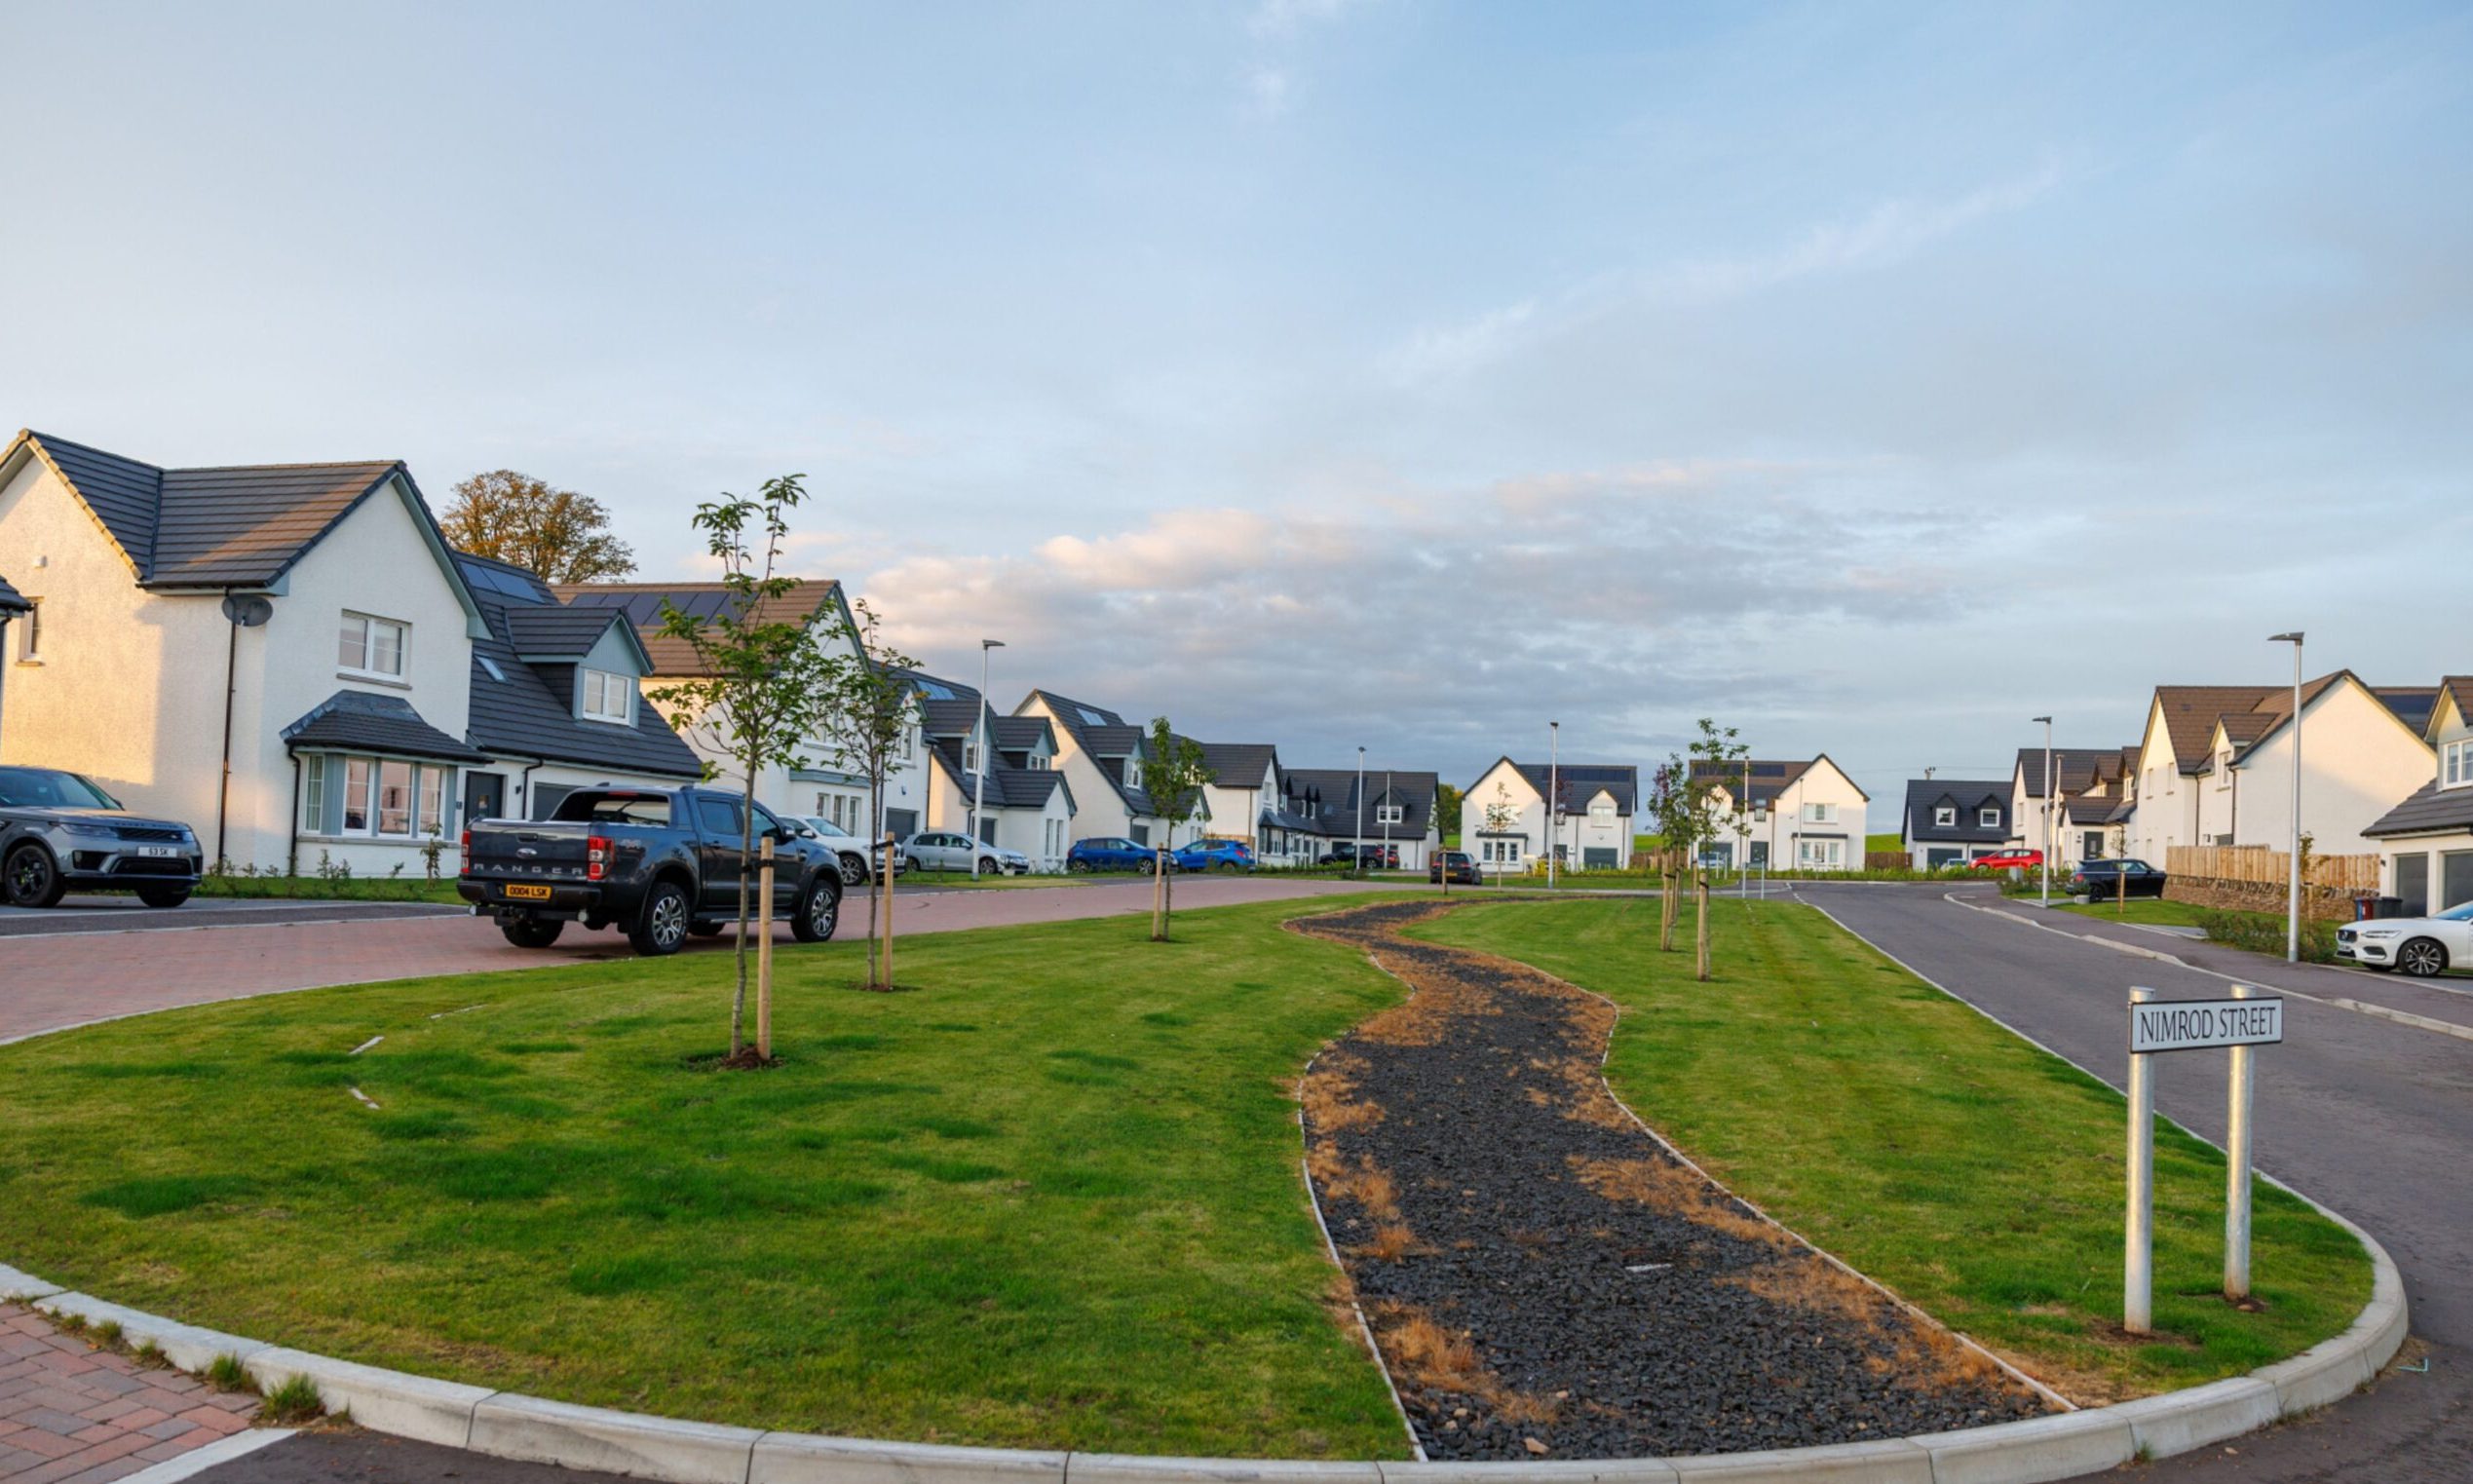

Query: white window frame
(1805, 801), (1836, 824)
(1125, 757), (1142, 788)
(1933, 806), (1956, 827)
(1376, 803), (1404, 825)
(2445, 738), (2472, 789)
(342, 758), (373, 833)
(339, 612), (408, 679)
(1979, 806), (2000, 828)
(375, 759), (415, 837)
(964, 741), (981, 773)
(580, 667), (634, 725)
(1588, 800), (1615, 824)
(301, 755), (327, 832)
(16, 597), (40, 662)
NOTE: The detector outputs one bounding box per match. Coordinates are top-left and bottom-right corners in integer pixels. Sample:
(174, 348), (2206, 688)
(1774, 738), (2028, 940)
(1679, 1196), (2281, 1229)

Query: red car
(1970, 848), (2043, 870)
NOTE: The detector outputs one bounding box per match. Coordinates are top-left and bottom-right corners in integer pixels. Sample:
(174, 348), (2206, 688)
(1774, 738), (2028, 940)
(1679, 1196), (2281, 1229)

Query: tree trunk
(756, 834), (776, 1060)
(1659, 852), (1680, 951)
(732, 760), (755, 1057)
(881, 829), (897, 988)
(1152, 845), (1167, 940)
(866, 776), (885, 986)
(1694, 868), (1712, 982)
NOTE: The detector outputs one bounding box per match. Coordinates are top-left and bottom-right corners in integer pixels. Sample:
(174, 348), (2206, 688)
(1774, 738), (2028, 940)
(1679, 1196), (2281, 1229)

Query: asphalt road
(1794, 882), (2467, 1483)
(0, 895), (461, 938)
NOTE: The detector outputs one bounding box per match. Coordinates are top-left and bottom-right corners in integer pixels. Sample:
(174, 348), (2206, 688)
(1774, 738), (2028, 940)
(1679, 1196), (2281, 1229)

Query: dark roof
(2364, 780), (2473, 840)
(1276, 767), (1442, 839)
(2143, 683), (2365, 770)
(2015, 747), (2133, 798)
(13, 430), (425, 589)
(1688, 757), (1808, 806)
(2432, 679), (2473, 740)
(1027, 690), (1160, 817)
(1199, 742), (1278, 786)
(554, 581), (841, 676)
(0, 572), (24, 615)
(1902, 780), (2009, 844)
(503, 604), (631, 662)
(464, 598), (703, 779)
(2376, 687), (2440, 736)
(453, 551), (558, 605)
(993, 766), (1070, 812)
(992, 715), (1052, 753)
(1522, 762), (1640, 814)
(2064, 795), (2135, 825)
(282, 690), (491, 764)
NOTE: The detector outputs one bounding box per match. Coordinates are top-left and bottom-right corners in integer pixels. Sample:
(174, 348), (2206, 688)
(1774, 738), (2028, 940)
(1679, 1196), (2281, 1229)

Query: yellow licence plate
(502, 883), (553, 900)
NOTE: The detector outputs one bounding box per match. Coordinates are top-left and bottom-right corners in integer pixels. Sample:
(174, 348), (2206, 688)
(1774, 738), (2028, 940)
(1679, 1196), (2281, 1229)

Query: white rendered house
(1694, 755), (1869, 872)
(1013, 691), (1185, 847)
(1461, 758), (1637, 874)
(2364, 678), (2473, 917)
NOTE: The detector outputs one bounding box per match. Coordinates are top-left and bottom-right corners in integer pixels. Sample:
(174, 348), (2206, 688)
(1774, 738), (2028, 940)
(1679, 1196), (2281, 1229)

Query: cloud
(1247, 0), (1370, 39)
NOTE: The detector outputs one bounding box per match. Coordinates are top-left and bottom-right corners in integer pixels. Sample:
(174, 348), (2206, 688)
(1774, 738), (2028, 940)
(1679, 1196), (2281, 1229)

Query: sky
(3, 1), (2468, 812)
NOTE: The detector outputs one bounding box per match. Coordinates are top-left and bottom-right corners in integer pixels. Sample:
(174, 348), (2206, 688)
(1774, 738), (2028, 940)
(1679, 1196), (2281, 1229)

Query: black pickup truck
(458, 785), (844, 955)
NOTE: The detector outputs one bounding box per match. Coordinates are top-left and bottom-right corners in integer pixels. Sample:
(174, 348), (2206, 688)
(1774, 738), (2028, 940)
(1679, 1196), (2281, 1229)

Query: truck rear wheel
(501, 917), (564, 949)
(629, 881), (691, 956)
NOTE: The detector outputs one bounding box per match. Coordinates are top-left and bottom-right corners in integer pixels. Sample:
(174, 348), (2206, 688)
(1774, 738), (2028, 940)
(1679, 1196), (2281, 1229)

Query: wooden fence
(2167, 845), (2381, 893)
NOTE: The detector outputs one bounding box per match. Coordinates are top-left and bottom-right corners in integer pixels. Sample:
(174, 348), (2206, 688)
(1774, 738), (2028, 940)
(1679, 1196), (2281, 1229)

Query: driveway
(0, 876), (1391, 1046)
(1795, 882), (2469, 1484)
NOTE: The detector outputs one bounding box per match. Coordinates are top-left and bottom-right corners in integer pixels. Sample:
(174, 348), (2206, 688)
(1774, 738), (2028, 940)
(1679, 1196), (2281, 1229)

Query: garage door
(1583, 848), (1617, 869)
(2393, 853), (2429, 917)
(1927, 848), (1962, 868)
(2443, 851), (2473, 912)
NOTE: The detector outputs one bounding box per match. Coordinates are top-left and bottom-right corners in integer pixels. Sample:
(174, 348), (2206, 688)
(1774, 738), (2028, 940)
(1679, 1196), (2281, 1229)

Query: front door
(464, 772), (507, 827)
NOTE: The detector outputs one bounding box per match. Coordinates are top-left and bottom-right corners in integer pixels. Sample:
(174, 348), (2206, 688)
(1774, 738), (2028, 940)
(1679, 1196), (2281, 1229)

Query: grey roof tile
(1903, 780), (2010, 843)
(554, 581), (841, 676)
(2364, 780), (2473, 839)
(503, 604), (626, 661)
(282, 690), (492, 764)
(1522, 761), (1640, 814)
(1276, 767), (1442, 838)
(465, 597), (703, 778)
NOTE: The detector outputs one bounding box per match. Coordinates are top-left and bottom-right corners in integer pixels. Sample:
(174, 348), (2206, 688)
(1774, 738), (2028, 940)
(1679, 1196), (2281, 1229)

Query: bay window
(297, 753), (459, 839)
(377, 760), (414, 835)
(342, 758), (372, 832)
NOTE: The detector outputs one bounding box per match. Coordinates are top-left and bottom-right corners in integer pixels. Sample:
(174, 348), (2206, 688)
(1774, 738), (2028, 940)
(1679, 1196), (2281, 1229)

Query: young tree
(1644, 761), (1697, 950)
(441, 471), (637, 582)
(651, 476), (831, 1065)
(1479, 780), (1521, 886)
(810, 599), (921, 988)
(1141, 720), (1214, 941)
(1686, 720), (1750, 981)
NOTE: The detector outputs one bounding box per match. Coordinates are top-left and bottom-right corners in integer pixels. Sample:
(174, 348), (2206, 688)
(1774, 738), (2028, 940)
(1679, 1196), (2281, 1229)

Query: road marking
(114, 1428), (294, 1483)
(1940, 892), (2473, 1046)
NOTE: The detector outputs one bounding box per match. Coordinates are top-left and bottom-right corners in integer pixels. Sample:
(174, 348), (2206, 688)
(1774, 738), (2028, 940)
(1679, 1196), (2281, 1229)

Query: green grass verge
(1409, 896), (2372, 1403)
(0, 899), (1415, 1457)
(2049, 898), (2218, 929)
(1865, 832), (1905, 855)
(195, 874), (462, 904)
(894, 870), (1090, 890)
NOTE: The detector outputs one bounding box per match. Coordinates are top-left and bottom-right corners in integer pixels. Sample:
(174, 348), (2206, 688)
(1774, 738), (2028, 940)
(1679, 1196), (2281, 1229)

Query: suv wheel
(2398, 937), (2450, 978)
(2, 845), (65, 909)
(629, 881), (692, 956)
(501, 917), (565, 949)
(791, 878), (841, 943)
(839, 853), (869, 887)
(136, 885), (193, 909)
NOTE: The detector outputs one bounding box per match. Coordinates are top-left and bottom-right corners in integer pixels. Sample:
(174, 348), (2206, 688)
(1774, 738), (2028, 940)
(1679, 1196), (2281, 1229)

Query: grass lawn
(0, 899), (1414, 1458)
(1865, 832), (1905, 856)
(194, 873), (463, 904)
(1410, 896), (2373, 1403)
(2049, 897), (2218, 929)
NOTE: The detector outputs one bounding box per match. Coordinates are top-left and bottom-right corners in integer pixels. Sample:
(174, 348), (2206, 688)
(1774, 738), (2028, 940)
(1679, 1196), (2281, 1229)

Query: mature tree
(441, 471), (637, 583)
(1432, 781), (1464, 848)
(811, 599), (921, 989)
(1141, 720), (1215, 941)
(652, 476), (831, 1065)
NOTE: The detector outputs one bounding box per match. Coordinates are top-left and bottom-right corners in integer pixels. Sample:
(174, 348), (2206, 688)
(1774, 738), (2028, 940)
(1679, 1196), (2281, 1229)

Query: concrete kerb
(468, 1393), (766, 1484)
(33, 1291), (268, 1374)
(242, 1346), (495, 1448)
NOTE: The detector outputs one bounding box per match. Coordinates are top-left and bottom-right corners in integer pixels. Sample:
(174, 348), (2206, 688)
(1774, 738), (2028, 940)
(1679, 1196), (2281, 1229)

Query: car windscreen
(0, 767), (121, 810)
(2439, 902), (2473, 921)
(558, 793), (672, 826)
(805, 818), (851, 837)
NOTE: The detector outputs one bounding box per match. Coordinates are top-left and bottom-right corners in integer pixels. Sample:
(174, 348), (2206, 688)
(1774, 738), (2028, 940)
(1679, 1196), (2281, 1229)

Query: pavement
(1793, 882), (2468, 1483)
(0, 1306), (258, 1484)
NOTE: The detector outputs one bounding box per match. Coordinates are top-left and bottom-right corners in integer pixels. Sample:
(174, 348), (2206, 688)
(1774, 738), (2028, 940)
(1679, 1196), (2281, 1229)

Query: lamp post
(1354, 745), (1366, 879)
(1383, 767), (1393, 873)
(1547, 721), (1560, 889)
(2034, 715), (2053, 907)
(2270, 632), (2304, 962)
(969, 638), (1005, 879)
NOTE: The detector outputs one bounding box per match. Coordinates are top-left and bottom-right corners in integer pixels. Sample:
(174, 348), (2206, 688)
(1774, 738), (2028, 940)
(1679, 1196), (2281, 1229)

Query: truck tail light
(588, 834), (612, 882)
(459, 830), (470, 875)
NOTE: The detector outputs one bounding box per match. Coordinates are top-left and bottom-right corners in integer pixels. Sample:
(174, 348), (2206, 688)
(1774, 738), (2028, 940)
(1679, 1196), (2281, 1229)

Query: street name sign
(2129, 996), (2283, 1054)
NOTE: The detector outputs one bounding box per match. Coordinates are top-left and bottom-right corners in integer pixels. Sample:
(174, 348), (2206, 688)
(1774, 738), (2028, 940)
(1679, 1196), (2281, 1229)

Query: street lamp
(969, 638), (1005, 879)
(1547, 721), (1560, 889)
(2033, 715), (2053, 908)
(1354, 746), (1366, 879)
(2270, 632), (2304, 962)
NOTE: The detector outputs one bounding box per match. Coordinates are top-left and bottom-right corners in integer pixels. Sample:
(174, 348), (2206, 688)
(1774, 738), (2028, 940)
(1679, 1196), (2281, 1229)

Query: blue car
(1066, 836), (1158, 873)
(1174, 839), (1255, 873)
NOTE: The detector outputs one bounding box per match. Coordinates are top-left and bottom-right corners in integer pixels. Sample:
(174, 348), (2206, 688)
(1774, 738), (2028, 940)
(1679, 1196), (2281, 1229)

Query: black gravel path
(1294, 900), (2049, 1461)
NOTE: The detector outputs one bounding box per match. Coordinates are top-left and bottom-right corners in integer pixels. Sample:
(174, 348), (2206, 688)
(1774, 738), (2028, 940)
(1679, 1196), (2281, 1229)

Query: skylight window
(916, 680), (956, 701)
(479, 656), (507, 682)
(1079, 707), (1109, 726)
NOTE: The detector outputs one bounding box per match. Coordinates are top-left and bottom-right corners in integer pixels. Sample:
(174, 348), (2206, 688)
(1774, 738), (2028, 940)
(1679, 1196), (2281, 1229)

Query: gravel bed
(1294, 900), (2050, 1461)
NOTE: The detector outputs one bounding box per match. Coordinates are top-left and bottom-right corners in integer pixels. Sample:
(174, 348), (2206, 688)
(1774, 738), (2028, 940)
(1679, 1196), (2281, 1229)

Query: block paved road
(0, 876), (1391, 1047)
(1794, 882), (2467, 1483)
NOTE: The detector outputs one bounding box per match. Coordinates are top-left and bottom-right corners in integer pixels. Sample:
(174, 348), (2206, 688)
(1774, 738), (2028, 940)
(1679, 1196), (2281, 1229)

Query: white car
(2336, 901), (2473, 976)
(899, 831), (1032, 876)
(788, 817), (902, 887)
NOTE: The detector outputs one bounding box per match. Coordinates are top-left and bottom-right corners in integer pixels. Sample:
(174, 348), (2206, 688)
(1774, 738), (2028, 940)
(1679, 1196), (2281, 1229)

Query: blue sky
(4, 1), (2468, 807)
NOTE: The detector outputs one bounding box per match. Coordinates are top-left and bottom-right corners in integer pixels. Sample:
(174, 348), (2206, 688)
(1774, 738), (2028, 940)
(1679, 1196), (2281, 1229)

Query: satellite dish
(220, 594), (274, 628)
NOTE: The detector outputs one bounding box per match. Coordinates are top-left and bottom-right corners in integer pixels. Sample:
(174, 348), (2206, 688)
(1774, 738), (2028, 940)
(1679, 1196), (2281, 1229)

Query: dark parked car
(1429, 850), (1480, 886)
(2069, 857), (2168, 899)
(1174, 839), (1255, 872)
(458, 785), (842, 955)
(1318, 842), (1398, 869)
(0, 766), (204, 909)
(1067, 836), (1157, 873)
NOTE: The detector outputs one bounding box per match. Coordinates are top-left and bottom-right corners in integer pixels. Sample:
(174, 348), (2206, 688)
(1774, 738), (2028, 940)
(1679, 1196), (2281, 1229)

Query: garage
(2446, 851), (2473, 913)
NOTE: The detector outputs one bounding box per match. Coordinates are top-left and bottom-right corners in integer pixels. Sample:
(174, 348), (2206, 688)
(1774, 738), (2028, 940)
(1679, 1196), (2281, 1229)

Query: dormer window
(1934, 806), (1956, 827)
(1376, 804), (1404, 825)
(1588, 799), (1615, 824)
(964, 742), (981, 772)
(2445, 738), (2472, 790)
(580, 667), (634, 725)
(1125, 757), (1143, 788)
(1979, 807), (2000, 828)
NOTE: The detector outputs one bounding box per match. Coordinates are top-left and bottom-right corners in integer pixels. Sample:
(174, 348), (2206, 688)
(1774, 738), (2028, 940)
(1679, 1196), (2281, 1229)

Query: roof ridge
(166, 457), (401, 475)
(23, 430), (166, 473)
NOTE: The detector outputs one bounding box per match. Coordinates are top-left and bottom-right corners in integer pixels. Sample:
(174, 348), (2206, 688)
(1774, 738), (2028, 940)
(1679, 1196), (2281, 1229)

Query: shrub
(205, 1352), (253, 1392)
(2195, 908), (2340, 964)
(257, 1373), (324, 1425)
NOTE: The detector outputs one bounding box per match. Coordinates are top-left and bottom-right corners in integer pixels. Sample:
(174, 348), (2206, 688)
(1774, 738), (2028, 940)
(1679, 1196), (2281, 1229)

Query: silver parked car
(900, 830), (1031, 876)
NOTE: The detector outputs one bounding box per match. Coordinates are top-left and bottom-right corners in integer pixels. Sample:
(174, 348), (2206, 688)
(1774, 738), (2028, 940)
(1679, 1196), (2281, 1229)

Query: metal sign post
(2123, 985), (2284, 1333)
